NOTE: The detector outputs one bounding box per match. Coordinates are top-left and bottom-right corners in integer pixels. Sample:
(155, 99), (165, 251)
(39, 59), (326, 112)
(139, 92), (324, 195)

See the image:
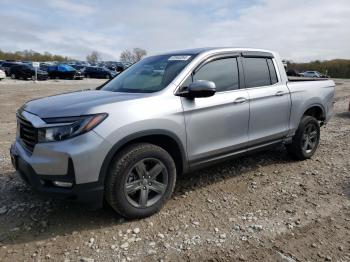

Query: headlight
(38, 113), (107, 142)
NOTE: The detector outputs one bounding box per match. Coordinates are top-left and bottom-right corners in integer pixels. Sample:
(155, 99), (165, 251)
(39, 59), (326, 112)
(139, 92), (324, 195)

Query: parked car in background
(47, 64), (83, 80)
(71, 65), (86, 71)
(302, 71), (324, 78)
(0, 62), (21, 76)
(0, 69), (5, 81)
(123, 62), (132, 68)
(84, 66), (117, 79)
(39, 63), (53, 72)
(71, 65), (86, 75)
(286, 69), (302, 77)
(105, 62), (125, 73)
(319, 72), (329, 78)
(9, 64), (48, 80)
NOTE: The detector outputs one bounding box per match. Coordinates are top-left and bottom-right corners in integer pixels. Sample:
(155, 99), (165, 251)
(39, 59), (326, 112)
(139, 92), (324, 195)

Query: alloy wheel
(124, 158), (168, 208)
(302, 123), (318, 154)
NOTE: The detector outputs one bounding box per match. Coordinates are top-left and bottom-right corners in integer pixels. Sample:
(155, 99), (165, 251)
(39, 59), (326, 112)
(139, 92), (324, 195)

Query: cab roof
(158, 47), (274, 56)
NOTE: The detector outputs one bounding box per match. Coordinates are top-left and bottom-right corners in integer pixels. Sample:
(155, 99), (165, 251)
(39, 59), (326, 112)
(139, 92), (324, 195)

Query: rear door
(241, 54), (291, 146)
(180, 55), (250, 166)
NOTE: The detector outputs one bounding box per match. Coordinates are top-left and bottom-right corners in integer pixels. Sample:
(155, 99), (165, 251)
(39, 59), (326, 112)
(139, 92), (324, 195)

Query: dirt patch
(0, 78), (349, 261)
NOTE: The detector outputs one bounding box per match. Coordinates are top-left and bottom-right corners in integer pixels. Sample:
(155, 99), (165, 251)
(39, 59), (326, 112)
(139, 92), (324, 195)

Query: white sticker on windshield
(168, 55), (191, 61)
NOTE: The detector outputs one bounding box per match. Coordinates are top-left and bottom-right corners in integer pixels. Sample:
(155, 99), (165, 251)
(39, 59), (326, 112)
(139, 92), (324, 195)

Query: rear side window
(267, 59), (278, 84)
(193, 58), (239, 92)
(243, 58), (270, 88)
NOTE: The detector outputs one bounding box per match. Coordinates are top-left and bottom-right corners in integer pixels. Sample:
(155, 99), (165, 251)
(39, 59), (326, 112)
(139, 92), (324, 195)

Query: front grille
(18, 115), (38, 153)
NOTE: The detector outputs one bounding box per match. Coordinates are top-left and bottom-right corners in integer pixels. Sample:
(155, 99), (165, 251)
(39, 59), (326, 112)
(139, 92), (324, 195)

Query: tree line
(5, 49), (348, 79)
(0, 47), (148, 65)
(86, 48), (147, 64)
(288, 59), (350, 79)
(0, 49), (69, 62)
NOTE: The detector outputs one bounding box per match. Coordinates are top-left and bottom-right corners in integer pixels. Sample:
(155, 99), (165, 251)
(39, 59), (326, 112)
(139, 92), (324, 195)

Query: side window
(193, 58), (239, 92)
(243, 58), (271, 88)
(267, 59), (278, 84)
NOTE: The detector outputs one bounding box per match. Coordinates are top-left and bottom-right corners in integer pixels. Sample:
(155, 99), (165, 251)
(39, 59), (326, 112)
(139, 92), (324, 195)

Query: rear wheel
(10, 73), (16, 79)
(106, 74), (110, 79)
(105, 143), (176, 218)
(286, 116), (320, 160)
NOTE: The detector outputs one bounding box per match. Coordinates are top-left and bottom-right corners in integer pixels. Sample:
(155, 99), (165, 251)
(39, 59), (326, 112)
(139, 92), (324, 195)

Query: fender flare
(97, 129), (188, 186)
(299, 103), (326, 122)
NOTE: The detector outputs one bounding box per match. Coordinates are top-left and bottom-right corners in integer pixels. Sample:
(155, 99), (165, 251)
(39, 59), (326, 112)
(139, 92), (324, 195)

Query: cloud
(0, 0), (349, 61)
(47, 0), (95, 17)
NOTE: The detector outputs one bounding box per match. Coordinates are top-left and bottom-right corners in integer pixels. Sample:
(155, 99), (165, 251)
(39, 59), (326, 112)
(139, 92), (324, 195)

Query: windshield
(101, 54), (194, 93)
(58, 64), (75, 71)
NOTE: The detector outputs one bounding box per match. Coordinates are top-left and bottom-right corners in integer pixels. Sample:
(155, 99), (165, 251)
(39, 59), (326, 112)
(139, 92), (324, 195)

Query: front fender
(97, 129), (188, 186)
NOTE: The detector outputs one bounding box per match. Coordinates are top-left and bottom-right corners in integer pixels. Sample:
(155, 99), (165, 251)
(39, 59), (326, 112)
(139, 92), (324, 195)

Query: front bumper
(37, 74), (49, 80)
(10, 143), (104, 208)
(74, 74), (84, 80)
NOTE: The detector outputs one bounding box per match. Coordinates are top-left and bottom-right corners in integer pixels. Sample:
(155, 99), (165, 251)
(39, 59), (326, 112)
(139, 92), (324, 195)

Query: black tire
(286, 116), (320, 160)
(10, 73), (16, 79)
(105, 143), (176, 218)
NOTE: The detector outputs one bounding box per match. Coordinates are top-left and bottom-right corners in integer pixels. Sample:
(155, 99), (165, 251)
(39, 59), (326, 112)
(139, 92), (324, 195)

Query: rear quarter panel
(286, 79), (335, 136)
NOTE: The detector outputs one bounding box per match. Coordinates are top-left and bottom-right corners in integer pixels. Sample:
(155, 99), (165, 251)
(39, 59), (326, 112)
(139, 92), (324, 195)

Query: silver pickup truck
(10, 48), (335, 218)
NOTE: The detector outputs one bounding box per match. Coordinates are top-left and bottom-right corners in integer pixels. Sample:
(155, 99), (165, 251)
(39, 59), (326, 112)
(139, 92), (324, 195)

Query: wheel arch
(302, 104), (325, 122)
(98, 130), (188, 185)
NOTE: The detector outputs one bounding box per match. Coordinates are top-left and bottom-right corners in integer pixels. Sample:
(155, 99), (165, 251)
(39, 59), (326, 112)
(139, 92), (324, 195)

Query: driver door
(180, 56), (250, 167)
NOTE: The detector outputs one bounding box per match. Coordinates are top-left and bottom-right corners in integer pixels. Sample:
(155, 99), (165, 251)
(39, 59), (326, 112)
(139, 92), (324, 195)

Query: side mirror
(180, 80), (216, 98)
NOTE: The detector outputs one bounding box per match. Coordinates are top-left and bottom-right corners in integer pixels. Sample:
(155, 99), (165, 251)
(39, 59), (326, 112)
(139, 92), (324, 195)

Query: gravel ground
(0, 78), (349, 261)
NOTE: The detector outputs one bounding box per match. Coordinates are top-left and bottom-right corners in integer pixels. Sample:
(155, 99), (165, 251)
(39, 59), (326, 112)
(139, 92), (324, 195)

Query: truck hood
(22, 90), (146, 118)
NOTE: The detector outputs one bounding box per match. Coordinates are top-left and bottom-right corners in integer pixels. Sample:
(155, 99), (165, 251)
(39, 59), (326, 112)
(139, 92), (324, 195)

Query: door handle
(275, 91), (285, 96)
(233, 97), (247, 104)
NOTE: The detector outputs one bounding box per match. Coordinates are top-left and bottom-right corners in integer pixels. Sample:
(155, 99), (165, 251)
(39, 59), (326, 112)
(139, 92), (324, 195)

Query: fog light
(53, 181), (73, 188)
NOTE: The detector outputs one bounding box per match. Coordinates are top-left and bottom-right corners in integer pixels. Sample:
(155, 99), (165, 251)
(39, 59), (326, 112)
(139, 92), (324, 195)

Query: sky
(0, 0), (349, 62)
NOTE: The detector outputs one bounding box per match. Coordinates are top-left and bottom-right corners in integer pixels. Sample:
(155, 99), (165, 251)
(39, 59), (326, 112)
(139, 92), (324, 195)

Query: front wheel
(105, 143), (176, 218)
(286, 116), (320, 160)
